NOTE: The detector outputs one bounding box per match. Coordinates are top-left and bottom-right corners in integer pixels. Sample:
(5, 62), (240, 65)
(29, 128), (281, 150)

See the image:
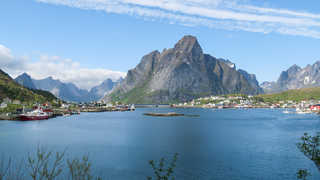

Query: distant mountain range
(0, 69), (57, 103)
(15, 73), (121, 102)
(261, 61), (320, 94)
(14, 35), (320, 104)
(103, 35), (263, 104)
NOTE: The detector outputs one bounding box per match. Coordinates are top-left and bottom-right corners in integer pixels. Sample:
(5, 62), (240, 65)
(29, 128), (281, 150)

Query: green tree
(297, 132), (320, 169)
(67, 155), (101, 180)
(27, 148), (65, 180)
(296, 132), (320, 180)
(147, 153), (178, 180)
(296, 169), (311, 180)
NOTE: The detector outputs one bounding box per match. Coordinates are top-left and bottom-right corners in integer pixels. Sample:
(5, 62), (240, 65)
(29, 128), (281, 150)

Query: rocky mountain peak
(219, 59), (236, 69)
(174, 35), (202, 55)
(15, 72), (36, 89)
(287, 64), (301, 73)
(312, 61), (320, 67)
(20, 72), (31, 78)
(262, 60), (320, 94)
(44, 76), (54, 81)
(104, 35), (262, 104)
(102, 78), (113, 85)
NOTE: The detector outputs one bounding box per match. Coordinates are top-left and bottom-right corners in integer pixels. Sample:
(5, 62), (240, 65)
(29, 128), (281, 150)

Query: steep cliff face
(261, 61), (320, 94)
(104, 35), (262, 104)
(238, 69), (262, 93)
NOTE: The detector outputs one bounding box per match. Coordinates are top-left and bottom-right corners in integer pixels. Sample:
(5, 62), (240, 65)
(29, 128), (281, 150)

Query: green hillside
(0, 69), (58, 104)
(258, 87), (320, 103)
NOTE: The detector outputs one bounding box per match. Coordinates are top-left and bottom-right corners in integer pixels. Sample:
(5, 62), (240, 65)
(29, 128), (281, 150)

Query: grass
(258, 87), (320, 103)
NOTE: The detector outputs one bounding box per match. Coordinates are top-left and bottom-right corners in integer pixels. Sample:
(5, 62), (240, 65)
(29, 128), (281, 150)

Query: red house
(310, 104), (320, 111)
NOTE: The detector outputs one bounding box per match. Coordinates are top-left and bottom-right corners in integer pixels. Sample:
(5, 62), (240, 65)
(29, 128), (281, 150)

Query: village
(172, 95), (320, 114)
(3, 93), (320, 121)
(0, 97), (135, 121)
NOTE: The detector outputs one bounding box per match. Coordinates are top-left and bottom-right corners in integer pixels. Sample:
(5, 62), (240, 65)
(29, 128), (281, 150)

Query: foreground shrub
(67, 155), (101, 180)
(0, 148), (102, 180)
(147, 153), (178, 180)
(296, 132), (320, 180)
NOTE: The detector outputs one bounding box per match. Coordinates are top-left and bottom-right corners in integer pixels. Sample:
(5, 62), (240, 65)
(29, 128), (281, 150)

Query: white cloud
(0, 45), (13, 59)
(0, 45), (28, 73)
(0, 44), (126, 90)
(35, 0), (320, 39)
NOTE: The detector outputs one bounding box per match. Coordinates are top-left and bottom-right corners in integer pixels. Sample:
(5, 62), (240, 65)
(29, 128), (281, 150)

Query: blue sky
(0, 0), (320, 89)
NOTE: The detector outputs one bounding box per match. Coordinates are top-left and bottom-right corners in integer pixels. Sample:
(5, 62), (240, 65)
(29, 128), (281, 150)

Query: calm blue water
(1, 108), (320, 179)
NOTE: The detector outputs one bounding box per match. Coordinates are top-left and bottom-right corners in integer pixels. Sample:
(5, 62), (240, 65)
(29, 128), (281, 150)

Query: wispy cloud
(35, 0), (320, 39)
(0, 44), (126, 90)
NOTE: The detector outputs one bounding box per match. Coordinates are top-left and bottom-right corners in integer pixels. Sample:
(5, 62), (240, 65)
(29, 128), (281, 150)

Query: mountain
(32, 77), (93, 102)
(0, 69), (57, 103)
(15, 73), (121, 102)
(103, 35), (263, 104)
(14, 73), (36, 89)
(89, 78), (122, 100)
(238, 69), (261, 92)
(261, 61), (320, 94)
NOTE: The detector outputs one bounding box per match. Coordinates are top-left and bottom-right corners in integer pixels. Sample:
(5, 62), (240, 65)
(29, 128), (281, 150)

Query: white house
(0, 102), (7, 109)
(3, 98), (11, 104)
(12, 100), (21, 105)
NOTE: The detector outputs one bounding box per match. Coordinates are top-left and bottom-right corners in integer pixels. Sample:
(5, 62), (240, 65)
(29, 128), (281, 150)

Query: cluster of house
(0, 97), (72, 112)
(173, 95), (257, 108)
(0, 98), (22, 109)
(172, 95), (320, 111)
(78, 102), (113, 108)
(78, 102), (135, 112)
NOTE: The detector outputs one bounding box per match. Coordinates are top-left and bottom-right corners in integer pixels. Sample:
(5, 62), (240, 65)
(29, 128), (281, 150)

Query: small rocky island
(143, 112), (184, 117)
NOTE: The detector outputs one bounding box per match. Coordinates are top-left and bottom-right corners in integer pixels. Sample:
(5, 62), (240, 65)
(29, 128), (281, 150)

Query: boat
(19, 107), (49, 121)
(283, 109), (290, 114)
(71, 110), (80, 115)
(296, 108), (312, 114)
(130, 104), (135, 111)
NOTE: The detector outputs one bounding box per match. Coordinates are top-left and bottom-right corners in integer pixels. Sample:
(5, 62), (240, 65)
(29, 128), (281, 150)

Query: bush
(297, 132), (320, 166)
(296, 132), (320, 180)
(147, 153), (179, 180)
(0, 148), (101, 180)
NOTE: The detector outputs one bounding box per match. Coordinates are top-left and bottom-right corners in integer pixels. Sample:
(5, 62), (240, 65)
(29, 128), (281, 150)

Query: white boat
(130, 104), (135, 111)
(283, 109), (290, 114)
(296, 108), (312, 114)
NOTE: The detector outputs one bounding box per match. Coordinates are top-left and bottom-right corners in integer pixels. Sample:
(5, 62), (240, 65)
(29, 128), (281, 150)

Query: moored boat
(130, 104), (135, 111)
(283, 109), (290, 114)
(19, 108), (49, 121)
(296, 108), (312, 114)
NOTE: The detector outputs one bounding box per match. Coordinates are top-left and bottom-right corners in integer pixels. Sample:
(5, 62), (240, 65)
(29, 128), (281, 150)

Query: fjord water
(1, 108), (320, 180)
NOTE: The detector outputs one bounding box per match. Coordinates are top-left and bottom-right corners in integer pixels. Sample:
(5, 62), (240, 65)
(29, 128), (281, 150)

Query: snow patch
(304, 76), (310, 85)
